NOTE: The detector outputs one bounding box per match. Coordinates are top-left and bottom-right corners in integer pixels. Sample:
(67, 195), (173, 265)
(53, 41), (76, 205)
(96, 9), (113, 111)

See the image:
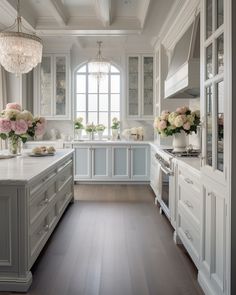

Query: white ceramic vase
(75, 129), (82, 140)
(97, 130), (104, 140)
(112, 129), (118, 140)
(172, 130), (187, 152)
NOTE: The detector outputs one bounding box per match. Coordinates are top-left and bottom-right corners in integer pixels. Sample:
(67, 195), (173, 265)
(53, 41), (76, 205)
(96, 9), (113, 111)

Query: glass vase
(8, 136), (22, 155)
(112, 129), (119, 140)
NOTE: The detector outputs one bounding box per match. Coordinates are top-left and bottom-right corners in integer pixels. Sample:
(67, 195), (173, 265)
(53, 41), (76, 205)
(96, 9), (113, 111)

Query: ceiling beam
(46, 0), (68, 27)
(138, 0), (151, 29)
(93, 0), (113, 27)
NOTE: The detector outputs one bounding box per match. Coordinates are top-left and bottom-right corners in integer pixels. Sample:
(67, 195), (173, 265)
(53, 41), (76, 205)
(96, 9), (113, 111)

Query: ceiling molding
(93, 0), (112, 27)
(138, 0), (151, 29)
(46, 0), (68, 26)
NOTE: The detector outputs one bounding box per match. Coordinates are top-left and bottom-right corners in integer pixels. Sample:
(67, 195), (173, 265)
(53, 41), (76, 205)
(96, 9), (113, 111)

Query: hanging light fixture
(0, 0), (43, 75)
(88, 41), (110, 81)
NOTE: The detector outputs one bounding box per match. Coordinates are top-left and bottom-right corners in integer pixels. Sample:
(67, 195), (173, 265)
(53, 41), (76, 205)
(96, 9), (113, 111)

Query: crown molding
(138, 0), (151, 29)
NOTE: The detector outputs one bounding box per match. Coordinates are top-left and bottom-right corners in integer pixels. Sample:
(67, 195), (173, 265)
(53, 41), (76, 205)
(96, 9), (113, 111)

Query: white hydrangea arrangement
(153, 106), (200, 137)
(111, 117), (120, 129)
(96, 124), (106, 132)
(74, 117), (84, 129)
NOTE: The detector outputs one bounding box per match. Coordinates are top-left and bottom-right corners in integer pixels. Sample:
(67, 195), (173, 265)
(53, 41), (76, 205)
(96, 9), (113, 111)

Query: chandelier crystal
(89, 41), (110, 81)
(0, 0), (42, 75)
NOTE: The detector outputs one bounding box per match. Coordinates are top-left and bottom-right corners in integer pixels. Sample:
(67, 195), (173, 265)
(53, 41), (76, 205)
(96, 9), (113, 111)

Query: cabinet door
(142, 56), (154, 117)
(127, 56), (140, 117)
(112, 146), (130, 179)
(200, 181), (226, 295)
(91, 146), (110, 179)
(131, 145), (150, 180)
(39, 55), (53, 117)
(74, 146), (91, 179)
(0, 188), (18, 273)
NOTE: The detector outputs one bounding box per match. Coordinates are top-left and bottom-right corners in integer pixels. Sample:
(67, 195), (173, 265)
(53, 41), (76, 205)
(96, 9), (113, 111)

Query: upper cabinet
(127, 55), (154, 120)
(34, 54), (71, 120)
(201, 0), (226, 183)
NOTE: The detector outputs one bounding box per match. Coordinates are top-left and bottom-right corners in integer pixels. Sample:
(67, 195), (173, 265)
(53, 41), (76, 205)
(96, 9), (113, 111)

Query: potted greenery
(85, 123), (96, 140)
(111, 117), (120, 140)
(96, 124), (106, 140)
(74, 117), (84, 140)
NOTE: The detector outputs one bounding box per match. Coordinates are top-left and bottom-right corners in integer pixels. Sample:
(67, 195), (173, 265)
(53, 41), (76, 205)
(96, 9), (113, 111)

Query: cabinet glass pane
(217, 34), (224, 74)
(55, 56), (66, 116)
(217, 0), (224, 28)
(40, 56), (52, 116)
(143, 57), (153, 116)
(206, 44), (213, 79)
(128, 57), (139, 116)
(206, 0), (213, 38)
(206, 86), (213, 167)
(217, 81), (224, 172)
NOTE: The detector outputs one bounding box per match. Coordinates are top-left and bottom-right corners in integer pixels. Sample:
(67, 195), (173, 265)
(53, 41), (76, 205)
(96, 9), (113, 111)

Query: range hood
(164, 15), (200, 99)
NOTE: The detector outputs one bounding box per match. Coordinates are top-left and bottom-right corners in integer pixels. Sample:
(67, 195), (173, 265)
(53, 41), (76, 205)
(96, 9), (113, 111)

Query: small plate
(29, 152), (55, 157)
(0, 154), (18, 159)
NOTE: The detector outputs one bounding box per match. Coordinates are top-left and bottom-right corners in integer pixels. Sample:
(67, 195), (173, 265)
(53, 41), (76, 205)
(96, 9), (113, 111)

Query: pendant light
(0, 0), (43, 75)
(88, 41), (110, 81)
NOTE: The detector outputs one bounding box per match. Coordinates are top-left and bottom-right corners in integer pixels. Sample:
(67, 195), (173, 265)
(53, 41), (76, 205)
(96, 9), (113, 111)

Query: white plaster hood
(164, 14), (200, 99)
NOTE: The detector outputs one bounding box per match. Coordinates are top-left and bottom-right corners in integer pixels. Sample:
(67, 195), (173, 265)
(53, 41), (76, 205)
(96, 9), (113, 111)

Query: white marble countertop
(0, 149), (74, 185)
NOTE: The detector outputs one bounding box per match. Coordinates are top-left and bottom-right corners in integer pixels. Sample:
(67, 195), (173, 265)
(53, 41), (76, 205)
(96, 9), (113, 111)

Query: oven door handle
(160, 165), (173, 176)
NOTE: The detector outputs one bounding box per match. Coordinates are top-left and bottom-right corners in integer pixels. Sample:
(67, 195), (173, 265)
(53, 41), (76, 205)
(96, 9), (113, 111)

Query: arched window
(75, 63), (121, 136)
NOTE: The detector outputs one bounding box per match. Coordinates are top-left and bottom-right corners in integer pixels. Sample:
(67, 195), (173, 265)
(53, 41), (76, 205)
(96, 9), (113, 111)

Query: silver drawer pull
(39, 197), (49, 207)
(184, 178), (193, 184)
(184, 200), (193, 209)
(44, 224), (49, 232)
(184, 230), (193, 241)
(208, 191), (216, 197)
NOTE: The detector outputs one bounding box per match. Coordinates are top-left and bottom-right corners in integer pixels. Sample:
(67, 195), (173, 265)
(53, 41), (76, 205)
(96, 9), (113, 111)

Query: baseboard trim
(198, 270), (215, 295)
(0, 271), (32, 292)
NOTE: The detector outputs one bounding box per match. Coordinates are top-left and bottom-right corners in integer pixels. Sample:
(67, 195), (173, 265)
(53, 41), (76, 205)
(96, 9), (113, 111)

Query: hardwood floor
(6, 185), (203, 295)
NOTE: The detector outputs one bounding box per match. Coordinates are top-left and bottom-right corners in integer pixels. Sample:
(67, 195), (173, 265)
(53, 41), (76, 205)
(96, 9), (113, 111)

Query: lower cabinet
(150, 147), (161, 201)
(74, 144), (149, 182)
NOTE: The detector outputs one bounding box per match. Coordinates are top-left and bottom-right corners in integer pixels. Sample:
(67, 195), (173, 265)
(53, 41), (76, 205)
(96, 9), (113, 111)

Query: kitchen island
(0, 149), (74, 292)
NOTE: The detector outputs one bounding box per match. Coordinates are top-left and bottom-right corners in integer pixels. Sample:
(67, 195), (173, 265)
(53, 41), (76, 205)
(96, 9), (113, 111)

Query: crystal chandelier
(0, 0), (42, 75)
(89, 41), (110, 81)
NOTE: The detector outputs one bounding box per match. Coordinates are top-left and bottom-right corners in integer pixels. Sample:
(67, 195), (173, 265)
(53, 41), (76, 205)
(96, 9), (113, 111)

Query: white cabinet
(127, 55), (154, 119)
(74, 146), (91, 179)
(111, 146), (130, 179)
(131, 145), (150, 180)
(74, 143), (150, 182)
(34, 54), (70, 120)
(150, 147), (161, 200)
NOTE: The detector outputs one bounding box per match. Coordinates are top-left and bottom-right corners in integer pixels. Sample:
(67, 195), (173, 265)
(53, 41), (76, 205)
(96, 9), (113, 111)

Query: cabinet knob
(184, 178), (193, 184)
(184, 230), (193, 241)
(184, 200), (193, 209)
(44, 224), (49, 232)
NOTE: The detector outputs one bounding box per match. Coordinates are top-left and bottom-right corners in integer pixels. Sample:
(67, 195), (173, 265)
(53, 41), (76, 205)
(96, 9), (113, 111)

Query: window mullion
(86, 66), (88, 124)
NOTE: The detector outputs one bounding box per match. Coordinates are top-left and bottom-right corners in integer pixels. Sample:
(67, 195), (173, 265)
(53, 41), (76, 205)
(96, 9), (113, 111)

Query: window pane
(217, 0), (223, 28)
(88, 75), (98, 93)
(99, 112), (108, 128)
(206, 0), (212, 38)
(111, 75), (120, 93)
(76, 75), (86, 93)
(217, 81), (224, 172)
(110, 65), (119, 73)
(99, 94), (108, 111)
(217, 34), (224, 74)
(76, 94), (86, 111)
(206, 86), (213, 167)
(88, 94), (97, 111)
(111, 94), (120, 111)
(99, 75), (108, 93)
(77, 65), (86, 73)
(206, 44), (213, 79)
(88, 112), (98, 124)
(76, 112), (86, 123)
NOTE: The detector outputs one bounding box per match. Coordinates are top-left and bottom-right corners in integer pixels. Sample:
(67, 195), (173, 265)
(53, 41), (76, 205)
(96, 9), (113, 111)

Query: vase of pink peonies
(0, 103), (46, 155)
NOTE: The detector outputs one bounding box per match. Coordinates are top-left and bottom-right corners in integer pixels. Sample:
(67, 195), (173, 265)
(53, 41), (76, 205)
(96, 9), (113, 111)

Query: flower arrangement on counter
(111, 117), (120, 129)
(74, 117), (84, 129)
(0, 103), (46, 154)
(85, 122), (96, 133)
(95, 124), (106, 132)
(153, 106), (200, 137)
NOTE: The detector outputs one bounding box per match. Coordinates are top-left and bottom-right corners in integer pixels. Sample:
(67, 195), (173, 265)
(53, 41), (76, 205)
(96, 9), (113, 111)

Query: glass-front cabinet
(34, 54), (70, 120)
(127, 55), (154, 119)
(202, 0), (225, 181)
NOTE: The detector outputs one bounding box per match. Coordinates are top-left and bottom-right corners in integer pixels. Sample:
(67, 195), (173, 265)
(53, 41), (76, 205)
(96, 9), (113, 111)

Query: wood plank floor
(6, 185), (203, 295)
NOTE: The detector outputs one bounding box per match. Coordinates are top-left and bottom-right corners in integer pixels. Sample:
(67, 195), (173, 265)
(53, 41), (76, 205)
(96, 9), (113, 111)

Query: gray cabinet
(112, 146), (130, 179)
(92, 146), (110, 179)
(74, 146), (91, 179)
(131, 145), (150, 180)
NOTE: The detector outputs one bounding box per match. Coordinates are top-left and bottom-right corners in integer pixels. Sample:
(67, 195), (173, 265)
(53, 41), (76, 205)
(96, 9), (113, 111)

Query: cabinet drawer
(178, 182), (200, 225)
(178, 166), (200, 193)
(57, 160), (73, 191)
(178, 207), (200, 267)
(57, 179), (73, 215)
(29, 180), (57, 225)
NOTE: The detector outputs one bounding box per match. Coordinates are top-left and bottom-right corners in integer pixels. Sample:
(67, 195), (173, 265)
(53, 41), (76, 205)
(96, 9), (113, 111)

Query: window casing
(75, 63), (121, 136)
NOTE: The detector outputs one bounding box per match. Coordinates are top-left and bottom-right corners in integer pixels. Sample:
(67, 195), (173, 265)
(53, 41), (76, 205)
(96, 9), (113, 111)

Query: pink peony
(160, 111), (169, 120)
(159, 120), (167, 130)
(35, 122), (46, 136)
(11, 119), (28, 135)
(176, 106), (189, 114)
(183, 121), (191, 130)
(5, 103), (22, 111)
(0, 118), (12, 133)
